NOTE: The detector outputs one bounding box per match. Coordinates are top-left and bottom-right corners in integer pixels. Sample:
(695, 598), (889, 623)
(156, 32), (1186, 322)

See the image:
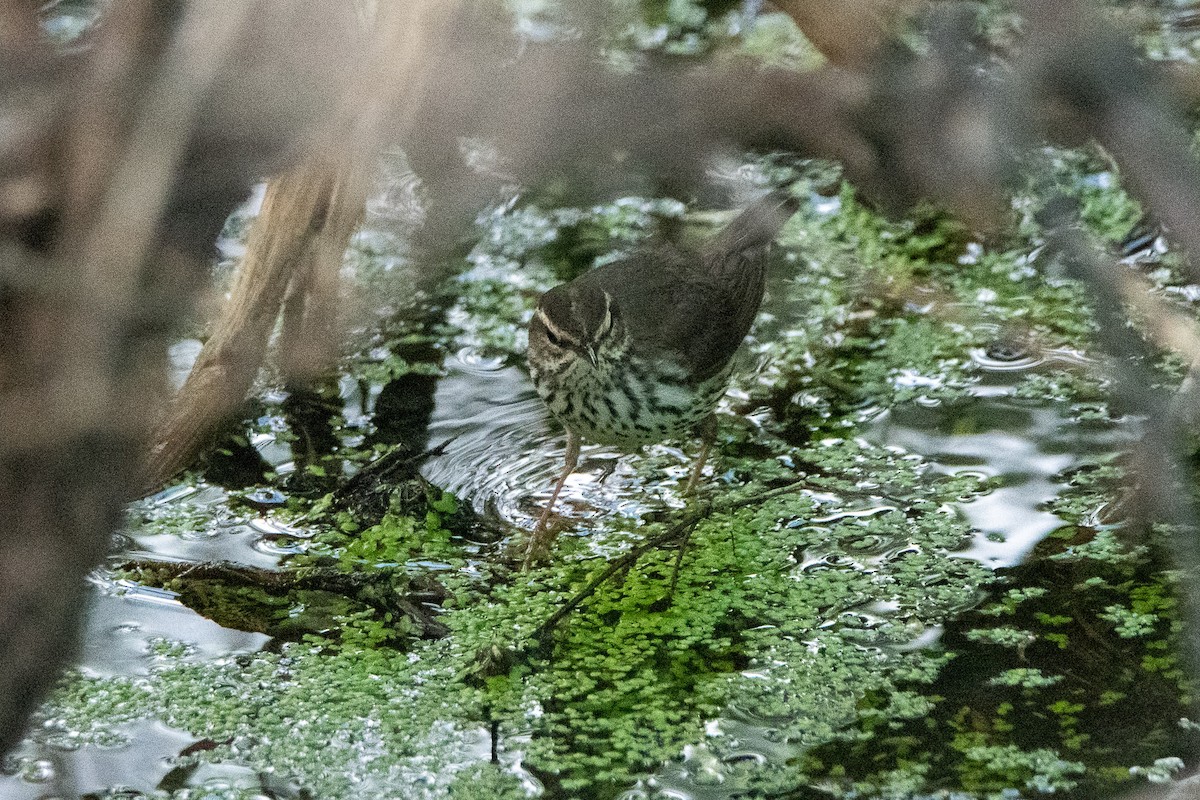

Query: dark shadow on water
(802, 529), (1200, 798)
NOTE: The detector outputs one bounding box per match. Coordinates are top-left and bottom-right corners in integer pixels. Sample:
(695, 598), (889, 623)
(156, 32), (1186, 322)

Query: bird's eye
(546, 328), (563, 347)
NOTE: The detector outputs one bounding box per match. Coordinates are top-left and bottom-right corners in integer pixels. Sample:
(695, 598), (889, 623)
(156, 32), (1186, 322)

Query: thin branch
(533, 480), (812, 645)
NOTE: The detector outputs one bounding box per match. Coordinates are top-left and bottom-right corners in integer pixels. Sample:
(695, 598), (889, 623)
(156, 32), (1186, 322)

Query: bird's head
(528, 281), (618, 371)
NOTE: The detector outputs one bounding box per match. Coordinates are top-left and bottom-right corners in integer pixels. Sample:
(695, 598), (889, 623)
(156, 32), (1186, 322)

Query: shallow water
(616, 358), (1141, 799)
(3, 164), (1194, 798)
(0, 322), (1141, 800)
(11, 0), (1199, 792)
(871, 353), (1133, 568)
(423, 349), (697, 544)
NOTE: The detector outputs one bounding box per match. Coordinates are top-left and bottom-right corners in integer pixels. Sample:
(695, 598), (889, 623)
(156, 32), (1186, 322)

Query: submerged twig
(532, 479), (811, 645)
(323, 436), (459, 517)
(533, 503), (711, 646)
(116, 557), (450, 638)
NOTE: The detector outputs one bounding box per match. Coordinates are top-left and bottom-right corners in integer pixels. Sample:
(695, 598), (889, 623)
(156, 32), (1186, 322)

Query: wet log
(116, 559), (450, 641)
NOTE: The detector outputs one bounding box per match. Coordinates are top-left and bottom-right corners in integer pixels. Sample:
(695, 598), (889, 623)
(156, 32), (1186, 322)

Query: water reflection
(868, 351), (1128, 567)
(623, 350), (1142, 799)
(421, 349), (696, 541)
(0, 579), (268, 800)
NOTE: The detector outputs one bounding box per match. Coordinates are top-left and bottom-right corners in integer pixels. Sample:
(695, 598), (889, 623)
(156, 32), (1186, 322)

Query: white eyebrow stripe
(599, 292), (613, 337)
(537, 307), (576, 345)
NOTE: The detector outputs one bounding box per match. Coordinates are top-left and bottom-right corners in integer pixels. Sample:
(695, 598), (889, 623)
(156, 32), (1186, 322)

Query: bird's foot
(683, 415), (718, 496)
(515, 498), (564, 570)
(520, 522), (558, 570)
(595, 458), (618, 486)
(682, 454), (712, 496)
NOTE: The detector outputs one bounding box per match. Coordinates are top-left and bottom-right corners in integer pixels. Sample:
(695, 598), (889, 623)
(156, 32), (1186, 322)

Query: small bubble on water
(251, 535), (306, 556)
(22, 758), (55, 783)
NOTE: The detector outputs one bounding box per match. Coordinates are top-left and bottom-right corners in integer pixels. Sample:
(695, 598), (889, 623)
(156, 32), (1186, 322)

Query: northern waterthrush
(523, 188), (800, 565)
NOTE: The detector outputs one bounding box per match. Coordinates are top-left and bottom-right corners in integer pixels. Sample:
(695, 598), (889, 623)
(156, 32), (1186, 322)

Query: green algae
(21, 145), (1200, 800)
(127, 484), (243, 539)
(799, 404), (1197, 798)
(446, 763), (530, 799)
(40, 675), (155, 750)
(47, 437), (996, 796)
(10, 3), (1200, 797)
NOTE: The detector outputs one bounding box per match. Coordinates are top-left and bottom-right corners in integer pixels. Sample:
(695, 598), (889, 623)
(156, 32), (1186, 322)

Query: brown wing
(577, 246), (760, 382)
(573, 189), (798, 381)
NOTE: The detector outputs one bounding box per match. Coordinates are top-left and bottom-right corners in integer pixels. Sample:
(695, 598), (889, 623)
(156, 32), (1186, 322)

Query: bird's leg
(595, 459), (618, 486)
(524, 428), (581, 569)
(684, 414), (718, 495)
(669, 417), (719, 596)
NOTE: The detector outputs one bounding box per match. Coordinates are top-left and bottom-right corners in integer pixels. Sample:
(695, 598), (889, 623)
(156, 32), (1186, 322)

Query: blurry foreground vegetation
(15, 148), (1199, 798)
(7, 0), (1200, 799)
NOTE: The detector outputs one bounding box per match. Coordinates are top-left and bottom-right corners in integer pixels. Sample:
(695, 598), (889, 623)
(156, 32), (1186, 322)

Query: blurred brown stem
(0, 0), (357, 755)
(772, 0), (927, 69)
(277, 160), (368, 382)
(144, 2), (465, 491)
(143, 160), (358, 490)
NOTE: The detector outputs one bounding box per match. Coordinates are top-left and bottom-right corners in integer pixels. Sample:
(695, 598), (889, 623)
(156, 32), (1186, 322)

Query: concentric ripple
(421, 349), (697, 543)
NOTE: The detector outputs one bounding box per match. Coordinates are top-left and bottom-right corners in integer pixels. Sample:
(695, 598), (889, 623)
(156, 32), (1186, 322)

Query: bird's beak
(584, 344), (598, 368)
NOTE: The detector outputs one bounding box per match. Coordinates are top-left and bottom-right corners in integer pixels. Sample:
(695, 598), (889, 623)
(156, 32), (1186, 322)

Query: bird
(523, 187), (801, 566)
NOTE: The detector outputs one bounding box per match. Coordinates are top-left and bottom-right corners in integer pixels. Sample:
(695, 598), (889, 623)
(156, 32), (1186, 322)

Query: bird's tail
(703, 186), (802, 261)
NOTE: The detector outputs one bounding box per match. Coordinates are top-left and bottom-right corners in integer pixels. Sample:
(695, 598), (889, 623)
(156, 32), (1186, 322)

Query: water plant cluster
(4, 142), (1196, 800)
(6, 2), (1200, 798)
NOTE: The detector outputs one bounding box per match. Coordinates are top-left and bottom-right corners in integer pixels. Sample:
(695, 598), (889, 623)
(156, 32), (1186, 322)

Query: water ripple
(422, 352), (696, 537)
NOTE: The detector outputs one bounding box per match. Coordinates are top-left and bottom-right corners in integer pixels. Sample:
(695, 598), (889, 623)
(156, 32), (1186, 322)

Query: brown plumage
(524, 189), (800, 566)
